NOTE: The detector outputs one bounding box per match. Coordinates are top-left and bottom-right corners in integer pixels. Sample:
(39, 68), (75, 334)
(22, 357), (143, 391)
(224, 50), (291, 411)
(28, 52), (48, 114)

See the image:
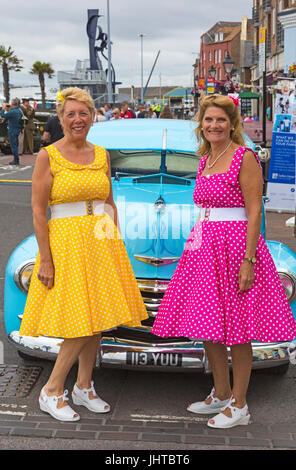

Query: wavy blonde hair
(194, 94), (245, 157)
(56, 87), (95, 121)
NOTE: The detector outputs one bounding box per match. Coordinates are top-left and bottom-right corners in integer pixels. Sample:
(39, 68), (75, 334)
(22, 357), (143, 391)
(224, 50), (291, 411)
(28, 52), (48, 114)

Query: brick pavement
(0, 413), (296, 449)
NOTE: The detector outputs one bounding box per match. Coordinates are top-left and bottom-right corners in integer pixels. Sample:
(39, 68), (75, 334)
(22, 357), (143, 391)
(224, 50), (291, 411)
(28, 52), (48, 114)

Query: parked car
(4, 118), (296, 374)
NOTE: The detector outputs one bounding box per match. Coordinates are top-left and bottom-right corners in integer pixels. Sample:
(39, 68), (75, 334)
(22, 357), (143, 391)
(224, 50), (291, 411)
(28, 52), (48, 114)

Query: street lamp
(208, 65), (216, 79)
(222, 51), (234, 79)
(138, 33), (146, 102)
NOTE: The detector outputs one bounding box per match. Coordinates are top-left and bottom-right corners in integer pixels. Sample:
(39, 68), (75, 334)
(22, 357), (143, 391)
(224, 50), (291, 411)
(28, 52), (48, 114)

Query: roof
(87, 118), (255, 152)
(239, 90), (261, 99)
(215, 25), (241, 42)
(118, 86), (177, 100)
(163, 87), (192, 98)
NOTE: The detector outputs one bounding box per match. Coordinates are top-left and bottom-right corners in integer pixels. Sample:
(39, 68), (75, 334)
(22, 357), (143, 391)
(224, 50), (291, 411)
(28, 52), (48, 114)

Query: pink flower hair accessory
(228, 94), (240, 107)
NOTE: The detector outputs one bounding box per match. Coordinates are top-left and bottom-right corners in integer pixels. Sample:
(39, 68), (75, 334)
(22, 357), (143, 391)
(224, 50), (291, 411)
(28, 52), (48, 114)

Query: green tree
(30, 61), (54, 109)
(0, 46), (23, 102)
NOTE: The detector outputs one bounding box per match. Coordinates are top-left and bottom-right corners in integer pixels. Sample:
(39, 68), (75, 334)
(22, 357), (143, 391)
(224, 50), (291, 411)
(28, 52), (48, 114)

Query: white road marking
(0, 165), (32, 177)
(131, 414), (207, 423)
(0, 410), (26, 416)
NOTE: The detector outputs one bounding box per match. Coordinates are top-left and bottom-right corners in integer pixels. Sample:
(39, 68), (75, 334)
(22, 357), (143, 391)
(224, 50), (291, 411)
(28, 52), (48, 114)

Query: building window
(214, 50), (217, 63)
(218, 49), (221, 63)
(209, 51), (212, 61)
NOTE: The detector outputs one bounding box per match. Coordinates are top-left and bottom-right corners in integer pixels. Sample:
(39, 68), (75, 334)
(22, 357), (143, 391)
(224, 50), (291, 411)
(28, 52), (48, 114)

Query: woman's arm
(31, 148), (54, 288)
(238, 150), (263, 292)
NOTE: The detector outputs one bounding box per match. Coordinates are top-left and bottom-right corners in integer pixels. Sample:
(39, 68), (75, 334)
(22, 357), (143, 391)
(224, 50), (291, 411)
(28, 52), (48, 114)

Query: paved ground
(1, 152), (296, 451)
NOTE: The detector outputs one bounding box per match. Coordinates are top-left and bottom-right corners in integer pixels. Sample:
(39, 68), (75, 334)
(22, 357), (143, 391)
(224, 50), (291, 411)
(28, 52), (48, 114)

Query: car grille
(138, 278), (169, 321)
(102, 278), (190, 344)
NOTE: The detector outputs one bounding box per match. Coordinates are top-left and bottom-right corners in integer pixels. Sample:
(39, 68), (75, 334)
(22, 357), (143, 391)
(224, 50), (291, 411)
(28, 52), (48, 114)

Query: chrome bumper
(8, 330), (296, 372)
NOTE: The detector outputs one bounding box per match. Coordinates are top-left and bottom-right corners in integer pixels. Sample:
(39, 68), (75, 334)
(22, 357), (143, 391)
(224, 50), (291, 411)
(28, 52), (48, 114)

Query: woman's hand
(38, 259), (55, 289)
(238, 260), (255, 293)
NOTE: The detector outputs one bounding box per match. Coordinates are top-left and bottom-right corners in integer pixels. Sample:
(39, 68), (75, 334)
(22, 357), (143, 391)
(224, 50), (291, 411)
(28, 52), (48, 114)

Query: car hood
(113, 174), (198, 279)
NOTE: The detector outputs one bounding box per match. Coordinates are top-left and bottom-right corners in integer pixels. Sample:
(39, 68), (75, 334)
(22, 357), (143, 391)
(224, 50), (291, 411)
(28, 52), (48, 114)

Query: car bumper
(8, 330), (296, 372)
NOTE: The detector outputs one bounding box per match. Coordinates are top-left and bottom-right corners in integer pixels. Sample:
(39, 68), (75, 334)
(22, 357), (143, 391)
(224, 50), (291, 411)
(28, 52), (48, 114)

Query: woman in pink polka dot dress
(151, 94), (296, 429)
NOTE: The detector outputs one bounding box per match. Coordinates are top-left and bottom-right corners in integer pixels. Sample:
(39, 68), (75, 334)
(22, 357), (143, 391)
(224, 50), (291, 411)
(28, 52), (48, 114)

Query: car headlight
(278, 270), (296, 302)
(14, 259), (36, 293)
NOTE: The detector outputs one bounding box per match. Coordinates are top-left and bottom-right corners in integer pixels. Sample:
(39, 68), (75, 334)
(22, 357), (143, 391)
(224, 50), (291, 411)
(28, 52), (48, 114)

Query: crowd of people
(92, 101), (178, 121)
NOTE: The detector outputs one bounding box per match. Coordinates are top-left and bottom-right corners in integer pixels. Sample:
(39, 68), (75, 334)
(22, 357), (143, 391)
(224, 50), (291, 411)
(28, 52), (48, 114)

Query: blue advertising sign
(266, 79), (296, 212)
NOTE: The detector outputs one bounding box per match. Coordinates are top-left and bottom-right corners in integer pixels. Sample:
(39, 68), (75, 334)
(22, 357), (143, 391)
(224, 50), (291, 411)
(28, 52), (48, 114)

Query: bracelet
(243, 256), (256, 264)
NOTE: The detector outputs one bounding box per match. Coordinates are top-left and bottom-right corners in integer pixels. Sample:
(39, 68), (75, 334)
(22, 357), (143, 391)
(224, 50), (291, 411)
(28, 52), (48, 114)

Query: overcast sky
(2, 0), (252, 92)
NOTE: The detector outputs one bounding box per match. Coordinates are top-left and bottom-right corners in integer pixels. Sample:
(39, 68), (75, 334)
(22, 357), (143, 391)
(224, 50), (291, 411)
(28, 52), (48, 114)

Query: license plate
(126, 352), (182, 367)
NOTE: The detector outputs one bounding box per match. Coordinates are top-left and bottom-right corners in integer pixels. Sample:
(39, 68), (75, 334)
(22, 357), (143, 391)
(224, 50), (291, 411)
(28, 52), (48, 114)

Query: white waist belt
(50, 200), (105, 219)
(199, 207), (247, 222)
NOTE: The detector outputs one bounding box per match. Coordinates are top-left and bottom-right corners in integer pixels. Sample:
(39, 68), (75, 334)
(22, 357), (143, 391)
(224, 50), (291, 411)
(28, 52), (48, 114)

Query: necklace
(207, 141), (232, 169)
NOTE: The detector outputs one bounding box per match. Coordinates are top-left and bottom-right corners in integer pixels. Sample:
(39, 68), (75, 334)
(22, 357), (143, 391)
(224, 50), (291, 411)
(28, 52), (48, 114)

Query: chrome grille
(138, 279), (170, 319)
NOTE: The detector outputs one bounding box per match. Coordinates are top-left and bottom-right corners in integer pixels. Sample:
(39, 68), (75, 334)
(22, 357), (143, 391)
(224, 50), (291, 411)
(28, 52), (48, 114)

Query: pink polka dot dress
(151, 147), (296, 345)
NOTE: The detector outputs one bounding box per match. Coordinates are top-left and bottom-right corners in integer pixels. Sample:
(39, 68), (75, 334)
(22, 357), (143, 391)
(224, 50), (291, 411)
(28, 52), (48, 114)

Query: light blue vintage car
(4, 119), (296, 374)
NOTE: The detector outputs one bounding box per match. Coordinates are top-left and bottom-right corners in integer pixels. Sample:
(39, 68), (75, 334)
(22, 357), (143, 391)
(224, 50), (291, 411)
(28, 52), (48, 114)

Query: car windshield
(109, 150), (200, 179)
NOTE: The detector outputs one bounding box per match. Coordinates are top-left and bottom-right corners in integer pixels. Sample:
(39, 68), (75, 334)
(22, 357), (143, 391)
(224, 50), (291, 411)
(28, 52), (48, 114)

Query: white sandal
(207, 397), (251, 428)
(72, 381), (110, 413)
(39, 388), (80, 422)
(187, 388), (231, 415)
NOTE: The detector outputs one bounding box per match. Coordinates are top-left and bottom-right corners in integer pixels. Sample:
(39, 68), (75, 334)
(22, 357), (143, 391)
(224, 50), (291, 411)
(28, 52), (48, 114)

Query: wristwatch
(243, 256), (257, 264)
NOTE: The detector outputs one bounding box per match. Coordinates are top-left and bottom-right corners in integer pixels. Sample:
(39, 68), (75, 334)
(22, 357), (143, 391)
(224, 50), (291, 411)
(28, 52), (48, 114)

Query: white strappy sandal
(187, 387), (231, 415)
(39, 388), (80, 422)
(207, 397), (251, 428)
(72, 381), (110, 413)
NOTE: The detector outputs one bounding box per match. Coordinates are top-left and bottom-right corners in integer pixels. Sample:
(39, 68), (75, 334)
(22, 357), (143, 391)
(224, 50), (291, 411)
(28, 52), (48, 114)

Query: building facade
(251, 0), (296, 117)
(199, 22), (242, 84)
(195, 19), (254, 96)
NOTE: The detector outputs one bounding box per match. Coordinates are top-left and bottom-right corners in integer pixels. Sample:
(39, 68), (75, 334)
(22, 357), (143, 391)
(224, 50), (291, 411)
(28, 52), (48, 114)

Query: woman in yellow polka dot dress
(19, 87), (148, 422)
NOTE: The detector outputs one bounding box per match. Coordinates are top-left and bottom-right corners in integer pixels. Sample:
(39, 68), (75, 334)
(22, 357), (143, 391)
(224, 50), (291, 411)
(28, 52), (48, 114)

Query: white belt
(199, 207), (247, 222)
(50, 200), (105, 219)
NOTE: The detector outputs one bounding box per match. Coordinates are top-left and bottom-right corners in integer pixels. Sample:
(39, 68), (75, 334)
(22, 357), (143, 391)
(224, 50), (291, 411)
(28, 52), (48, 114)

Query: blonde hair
(56, 87), (95, 120)
(194, 94), (245, 156)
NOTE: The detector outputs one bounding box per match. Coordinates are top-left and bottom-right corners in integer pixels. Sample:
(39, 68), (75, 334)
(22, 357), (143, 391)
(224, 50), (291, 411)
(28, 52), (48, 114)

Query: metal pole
(106, 0), (112, 102)
(143, 50), (161, 99)
(140, 34), (144, 102)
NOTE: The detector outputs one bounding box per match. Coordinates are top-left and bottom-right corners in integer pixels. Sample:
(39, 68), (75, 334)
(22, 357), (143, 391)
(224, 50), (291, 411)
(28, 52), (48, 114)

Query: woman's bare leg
(203, 341), (232, 402)
(43, 336), (93, 408)
(76, 334), (101, 398)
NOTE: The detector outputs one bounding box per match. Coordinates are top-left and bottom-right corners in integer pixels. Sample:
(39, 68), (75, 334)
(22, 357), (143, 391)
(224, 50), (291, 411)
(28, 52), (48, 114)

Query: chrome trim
(9, 331), (296, 372)
(134, 255), (180, 266)
(137, 279), (170, 293)
(277, 268), (296, 303)
(13, 259), (36, 293)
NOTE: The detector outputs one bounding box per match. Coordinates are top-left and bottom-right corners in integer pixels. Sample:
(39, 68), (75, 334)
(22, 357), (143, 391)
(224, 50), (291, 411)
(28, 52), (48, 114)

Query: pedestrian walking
(0, 98), (23, 165)
(22, 99), (35, 154)
(19, 87), (148, 422)
(151, 93), (296, 429)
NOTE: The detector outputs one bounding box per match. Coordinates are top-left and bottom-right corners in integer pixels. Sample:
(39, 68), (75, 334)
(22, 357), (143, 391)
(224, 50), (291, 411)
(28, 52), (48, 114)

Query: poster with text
(266, 79), (296, 212)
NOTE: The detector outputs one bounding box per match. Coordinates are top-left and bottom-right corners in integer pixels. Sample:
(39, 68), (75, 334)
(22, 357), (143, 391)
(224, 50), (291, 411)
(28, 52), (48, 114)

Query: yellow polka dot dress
(19, 145), (148, 338)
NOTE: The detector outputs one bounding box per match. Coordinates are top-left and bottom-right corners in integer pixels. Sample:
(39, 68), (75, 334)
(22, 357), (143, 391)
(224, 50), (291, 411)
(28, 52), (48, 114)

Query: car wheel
(17, 350), (39, 362)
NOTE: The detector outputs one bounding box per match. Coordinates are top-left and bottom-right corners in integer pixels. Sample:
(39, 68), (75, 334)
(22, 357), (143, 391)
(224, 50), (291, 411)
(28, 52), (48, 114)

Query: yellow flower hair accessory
(56, 90), (65, 103)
